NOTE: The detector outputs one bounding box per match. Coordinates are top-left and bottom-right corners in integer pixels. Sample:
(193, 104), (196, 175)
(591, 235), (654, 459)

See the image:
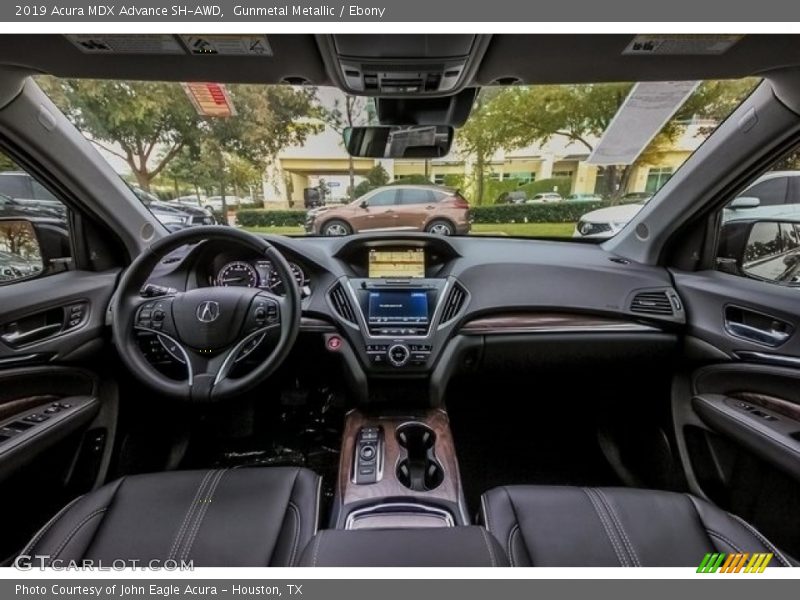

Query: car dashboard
(141, 232), (686, 398)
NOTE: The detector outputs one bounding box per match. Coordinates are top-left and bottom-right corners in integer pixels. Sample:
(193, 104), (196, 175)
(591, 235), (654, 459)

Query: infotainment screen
(368, 291), (429, 325)
(368, 248), (425, 278)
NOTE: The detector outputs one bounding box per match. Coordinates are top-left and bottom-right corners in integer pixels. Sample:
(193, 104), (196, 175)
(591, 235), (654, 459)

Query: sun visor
(586, 81), (700, 166)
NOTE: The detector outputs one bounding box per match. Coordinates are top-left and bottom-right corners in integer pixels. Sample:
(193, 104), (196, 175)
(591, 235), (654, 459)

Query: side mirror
(728, 196), (761, 210)
(0, 219), (44, 284)
(732, 219), (800, 285)
(359, 200), (368, 209)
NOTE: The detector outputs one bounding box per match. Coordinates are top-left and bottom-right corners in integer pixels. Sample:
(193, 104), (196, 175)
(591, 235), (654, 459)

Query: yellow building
(265, 119), (709, 206)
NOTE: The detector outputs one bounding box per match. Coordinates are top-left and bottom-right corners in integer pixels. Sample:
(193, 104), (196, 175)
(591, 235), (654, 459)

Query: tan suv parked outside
(305, 184), (471, 236)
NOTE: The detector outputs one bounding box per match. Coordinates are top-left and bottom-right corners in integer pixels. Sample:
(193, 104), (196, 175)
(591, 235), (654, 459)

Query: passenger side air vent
(440, 283), (467, 324)
(629, 291), (674, 316)
(330, 283), (357, 324)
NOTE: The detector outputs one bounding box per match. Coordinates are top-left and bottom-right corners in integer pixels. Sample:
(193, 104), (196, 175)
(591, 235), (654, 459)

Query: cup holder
(396, 423), (444, 491)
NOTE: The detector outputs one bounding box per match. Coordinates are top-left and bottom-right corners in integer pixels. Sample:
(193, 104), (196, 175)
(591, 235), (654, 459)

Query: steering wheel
(111, 227), (301, 402)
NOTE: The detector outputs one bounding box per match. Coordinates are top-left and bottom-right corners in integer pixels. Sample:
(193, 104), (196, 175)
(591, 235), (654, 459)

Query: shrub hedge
(236, 199), (608, 228)
(236, 209), (307, 227)
(471, 200), (607, 224)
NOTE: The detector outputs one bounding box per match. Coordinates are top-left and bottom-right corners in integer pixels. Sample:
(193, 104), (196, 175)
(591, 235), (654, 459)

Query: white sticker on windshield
(66, 35), (184, 55)
(180, 35), (273, 56)
(586, 81), (700, 166)
(623, 35), (742, 56)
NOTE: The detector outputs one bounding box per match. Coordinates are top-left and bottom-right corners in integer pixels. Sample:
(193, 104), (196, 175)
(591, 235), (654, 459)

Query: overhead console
(317, 34), (492, 97)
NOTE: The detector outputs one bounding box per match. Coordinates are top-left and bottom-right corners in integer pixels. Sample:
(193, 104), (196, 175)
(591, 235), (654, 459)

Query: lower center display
(368, 290), (429, 325)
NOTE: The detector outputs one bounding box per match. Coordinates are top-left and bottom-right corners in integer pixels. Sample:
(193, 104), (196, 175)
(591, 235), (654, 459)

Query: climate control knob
(387, 344), (411, 367)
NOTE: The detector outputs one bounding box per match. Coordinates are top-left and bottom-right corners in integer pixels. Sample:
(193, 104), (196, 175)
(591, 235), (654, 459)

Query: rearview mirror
(0, 219), (44, 283)
(728, 196), (761, 210)
(737, 220), (800, 285)
(343, 125), (454, 159)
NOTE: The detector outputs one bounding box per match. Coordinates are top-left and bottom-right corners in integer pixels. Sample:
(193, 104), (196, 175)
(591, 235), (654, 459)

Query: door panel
(0, 269), (118, 364)
(0, 270), (119, 559)
(673, 266), (800, 559)
(672, 269), (800, 358)
(0, 365), (116, 559)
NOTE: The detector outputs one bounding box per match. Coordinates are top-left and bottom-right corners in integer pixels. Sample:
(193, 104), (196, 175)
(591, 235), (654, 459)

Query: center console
(332, 409), (468, 529)
(327, 243), (468, 376)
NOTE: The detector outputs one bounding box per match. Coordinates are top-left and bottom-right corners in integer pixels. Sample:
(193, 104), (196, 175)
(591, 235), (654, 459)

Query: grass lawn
(470, 222), (576, 237)
(241, 222), (576, 238)
(241, 225), (306, 235)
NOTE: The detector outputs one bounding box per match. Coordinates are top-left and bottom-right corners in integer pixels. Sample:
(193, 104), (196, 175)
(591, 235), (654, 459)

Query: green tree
(461, 80), (758, 201)
(196, 85), (322, 213)
(0, 153), (18, 172)
(320, 93), (368, 199)
(37, 78), (323, 206)
(38, 77), (201, 192)
(455, 88), (512, 204)
(350, 164), (389, 198)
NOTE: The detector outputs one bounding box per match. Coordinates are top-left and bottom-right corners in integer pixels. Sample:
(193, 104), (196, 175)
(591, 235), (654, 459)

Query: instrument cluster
(212, 259), (310, 296)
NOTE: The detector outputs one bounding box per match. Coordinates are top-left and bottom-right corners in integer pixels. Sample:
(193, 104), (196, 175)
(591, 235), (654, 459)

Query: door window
(0, 153), (71, 285)
(366, 189), (397, 207)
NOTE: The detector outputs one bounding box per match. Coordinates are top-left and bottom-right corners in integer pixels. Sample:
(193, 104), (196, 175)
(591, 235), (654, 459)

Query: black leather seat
(21, 467), (320, 567)
(481, 485), (796, 567)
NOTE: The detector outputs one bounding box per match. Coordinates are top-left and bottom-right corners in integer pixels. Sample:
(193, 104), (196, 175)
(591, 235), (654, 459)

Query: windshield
(36, 77), (758, 239)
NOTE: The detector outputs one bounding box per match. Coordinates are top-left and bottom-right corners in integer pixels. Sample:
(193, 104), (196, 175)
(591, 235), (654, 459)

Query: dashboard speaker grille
(330, 283), (357, 324)
(440, 283), (467, 324)
(630, 291), (674, 316)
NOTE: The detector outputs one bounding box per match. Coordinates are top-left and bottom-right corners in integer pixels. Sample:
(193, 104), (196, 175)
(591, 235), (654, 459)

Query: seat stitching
(267, 468), (302, 566)
(728, 513), (791, 567)
(706, 530), (745, 554)
(180, 469), (228, 561)
(479, 526), (498, 567)
(507, 525), (520, 567)
(287, 502), (301, 567)
(500, 486), (532, 565)
(312, 530), (325, 567)
(22, 495), (85, 556)
(596, 489), (641, 567)
(479, 495), (491, 531)
(168, 469), (215, 561)
(585, 488), (628, 566)
(50, 508), (107, 561)
(313, 475), (323, 535)
(684, 493), (721, 552)
(582, 488), (627, 566)
(686, 493), (791, 567)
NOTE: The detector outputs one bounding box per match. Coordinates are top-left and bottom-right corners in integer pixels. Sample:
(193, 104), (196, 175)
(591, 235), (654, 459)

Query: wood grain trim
(338, 409), (464, 510)
(731, 391), (800, 423)
(459, 312), (657, 335)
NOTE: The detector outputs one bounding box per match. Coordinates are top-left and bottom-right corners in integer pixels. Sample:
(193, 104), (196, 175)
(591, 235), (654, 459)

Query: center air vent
(440, 283), (467, 324)
(629, 291), (675, 316)
(330, 283), (357, 324)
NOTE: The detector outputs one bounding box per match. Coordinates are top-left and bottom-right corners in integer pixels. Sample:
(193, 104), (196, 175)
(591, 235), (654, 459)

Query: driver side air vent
(440, 283), (467, 324)
(330, 283), (357, 324)
(630, 291), (674, 316)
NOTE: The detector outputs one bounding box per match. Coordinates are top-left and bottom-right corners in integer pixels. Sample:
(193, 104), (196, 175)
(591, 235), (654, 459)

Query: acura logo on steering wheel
(196, 300), (220, 323)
